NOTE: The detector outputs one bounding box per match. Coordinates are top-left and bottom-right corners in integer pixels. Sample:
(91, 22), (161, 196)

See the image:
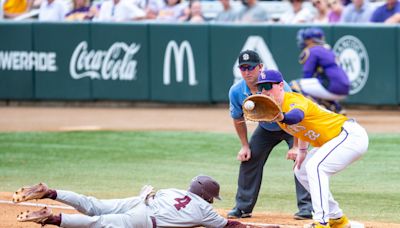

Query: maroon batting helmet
(189, 175), (221, 203)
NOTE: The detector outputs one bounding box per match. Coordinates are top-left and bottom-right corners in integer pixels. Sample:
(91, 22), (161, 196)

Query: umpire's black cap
(238, 50), (261, 67)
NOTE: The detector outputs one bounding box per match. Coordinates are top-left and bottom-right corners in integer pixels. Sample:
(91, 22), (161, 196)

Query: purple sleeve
(281, 108), (304, 125)
(302, 50), (318, 78)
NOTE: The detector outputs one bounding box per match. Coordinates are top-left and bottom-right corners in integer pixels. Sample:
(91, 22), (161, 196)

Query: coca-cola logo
(69, 41), (140, 80)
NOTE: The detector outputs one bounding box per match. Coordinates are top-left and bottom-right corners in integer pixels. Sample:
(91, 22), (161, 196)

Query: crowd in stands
(1, 0), (400, 23)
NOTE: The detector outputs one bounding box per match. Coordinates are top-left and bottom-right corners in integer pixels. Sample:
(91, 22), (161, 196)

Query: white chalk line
(0, 199), (74, 210)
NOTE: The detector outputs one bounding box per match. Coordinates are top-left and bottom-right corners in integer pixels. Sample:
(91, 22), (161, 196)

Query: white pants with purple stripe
(299, 78), (347, 101)
(56, 190), (154, 228)
(294, 120), (369, 224)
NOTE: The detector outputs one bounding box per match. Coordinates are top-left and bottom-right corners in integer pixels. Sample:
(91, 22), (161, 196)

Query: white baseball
(244, 100), (255, 110)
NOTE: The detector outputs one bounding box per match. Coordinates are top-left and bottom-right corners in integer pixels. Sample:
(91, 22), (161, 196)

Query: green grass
(0, 131), (399, 223)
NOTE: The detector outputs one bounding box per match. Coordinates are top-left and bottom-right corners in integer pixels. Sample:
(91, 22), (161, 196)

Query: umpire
(228, 50), (312, 219)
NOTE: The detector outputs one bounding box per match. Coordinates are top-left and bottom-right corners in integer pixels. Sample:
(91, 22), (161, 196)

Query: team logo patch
(242, 53), (249, 61)
(333, 35), (369, 95)
(260, 71), (266, 79)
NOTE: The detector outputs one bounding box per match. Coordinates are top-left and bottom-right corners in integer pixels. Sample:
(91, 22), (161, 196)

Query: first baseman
(257, 69), (369, 228)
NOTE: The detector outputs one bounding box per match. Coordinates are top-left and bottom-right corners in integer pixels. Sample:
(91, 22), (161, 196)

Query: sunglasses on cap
(257, 82), (279, 92)
(239, 64), (258, 71)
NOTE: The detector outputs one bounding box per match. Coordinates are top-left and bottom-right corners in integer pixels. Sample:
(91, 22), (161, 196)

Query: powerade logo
(0, 51), (57, 71)
(333, 35), (369, 95)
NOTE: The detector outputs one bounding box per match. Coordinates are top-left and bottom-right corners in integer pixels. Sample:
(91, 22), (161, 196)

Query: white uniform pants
(56, 190), (154, 228)
(294, 120), (368, 224)
(299, 78), (347, 101)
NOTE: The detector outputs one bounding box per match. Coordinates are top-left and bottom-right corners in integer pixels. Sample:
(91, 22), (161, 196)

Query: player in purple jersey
(290, 27), (350, 114)
(13, 176), (257, 228)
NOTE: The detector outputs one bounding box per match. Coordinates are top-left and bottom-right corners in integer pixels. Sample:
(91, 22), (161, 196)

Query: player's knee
(305, 161), (319, 174)
(294, 163), (308, 181)
(294, 167), (302, 177)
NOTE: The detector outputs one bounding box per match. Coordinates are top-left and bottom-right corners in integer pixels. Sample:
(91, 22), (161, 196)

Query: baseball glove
(243, 94), (282, 122)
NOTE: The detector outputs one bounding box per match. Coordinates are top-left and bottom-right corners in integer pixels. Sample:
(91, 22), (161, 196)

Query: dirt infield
(1, 106), (400, 228)
(0, 106), (399, 133)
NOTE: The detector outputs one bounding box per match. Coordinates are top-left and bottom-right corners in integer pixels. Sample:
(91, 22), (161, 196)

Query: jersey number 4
(174, 196), (192, 210)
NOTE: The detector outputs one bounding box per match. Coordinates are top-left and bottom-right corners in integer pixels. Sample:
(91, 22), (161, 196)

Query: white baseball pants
(294, 120), (369, 224)
(56, 190), (154, 228)
(298, 78), (347, 100)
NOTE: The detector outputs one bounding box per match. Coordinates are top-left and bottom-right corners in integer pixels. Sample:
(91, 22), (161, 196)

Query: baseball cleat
(329, 215), (351, 228)
(13, 182), (49, 203)
(17, 206), (52, 224)
(294, 211), (313, 220)
(227, 208), (252, 219)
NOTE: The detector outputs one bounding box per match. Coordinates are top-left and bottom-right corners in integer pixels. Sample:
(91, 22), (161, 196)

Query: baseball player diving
(253, 69), (369, 228)
(13, 175), (258, 228)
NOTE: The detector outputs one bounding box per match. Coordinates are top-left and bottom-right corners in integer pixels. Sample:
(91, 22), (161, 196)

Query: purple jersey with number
(150, 188), (227, 228)
(300, 45), (350, 95)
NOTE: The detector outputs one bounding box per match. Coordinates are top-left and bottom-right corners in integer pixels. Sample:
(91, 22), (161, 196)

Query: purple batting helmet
(296, 27), (325, 49)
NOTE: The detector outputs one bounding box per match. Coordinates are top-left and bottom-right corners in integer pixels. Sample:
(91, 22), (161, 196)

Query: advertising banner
(209, 25), (331, 103)
(90, 23), (149, 100)
(209, 24), (270, 102)
(0, 22), (399, 105)
(149, 24), (210, 102)
(268, 25), (332, 83)
(33, 22), (91, 100)
(0, 23), (34, 99)
(398, 27), (400, 104)
(333, 26), (397, 105)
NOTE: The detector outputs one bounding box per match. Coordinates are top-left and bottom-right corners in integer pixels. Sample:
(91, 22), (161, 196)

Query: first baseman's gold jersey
(277, 92), (348, 147)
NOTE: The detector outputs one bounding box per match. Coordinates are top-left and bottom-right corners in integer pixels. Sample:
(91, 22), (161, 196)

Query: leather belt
(150, 216), (157, 228)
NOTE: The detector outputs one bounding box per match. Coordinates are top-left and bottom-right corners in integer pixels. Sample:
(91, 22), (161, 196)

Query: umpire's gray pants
(234, 126), (312, 214)
(56, 190), (153, 228)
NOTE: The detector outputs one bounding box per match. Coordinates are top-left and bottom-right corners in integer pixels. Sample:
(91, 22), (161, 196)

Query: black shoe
(294, 211), (312, 220)
(227, 208), (252, 219)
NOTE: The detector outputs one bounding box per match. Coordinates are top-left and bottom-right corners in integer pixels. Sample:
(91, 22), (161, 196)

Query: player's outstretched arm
(225, 220), (262, 228)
